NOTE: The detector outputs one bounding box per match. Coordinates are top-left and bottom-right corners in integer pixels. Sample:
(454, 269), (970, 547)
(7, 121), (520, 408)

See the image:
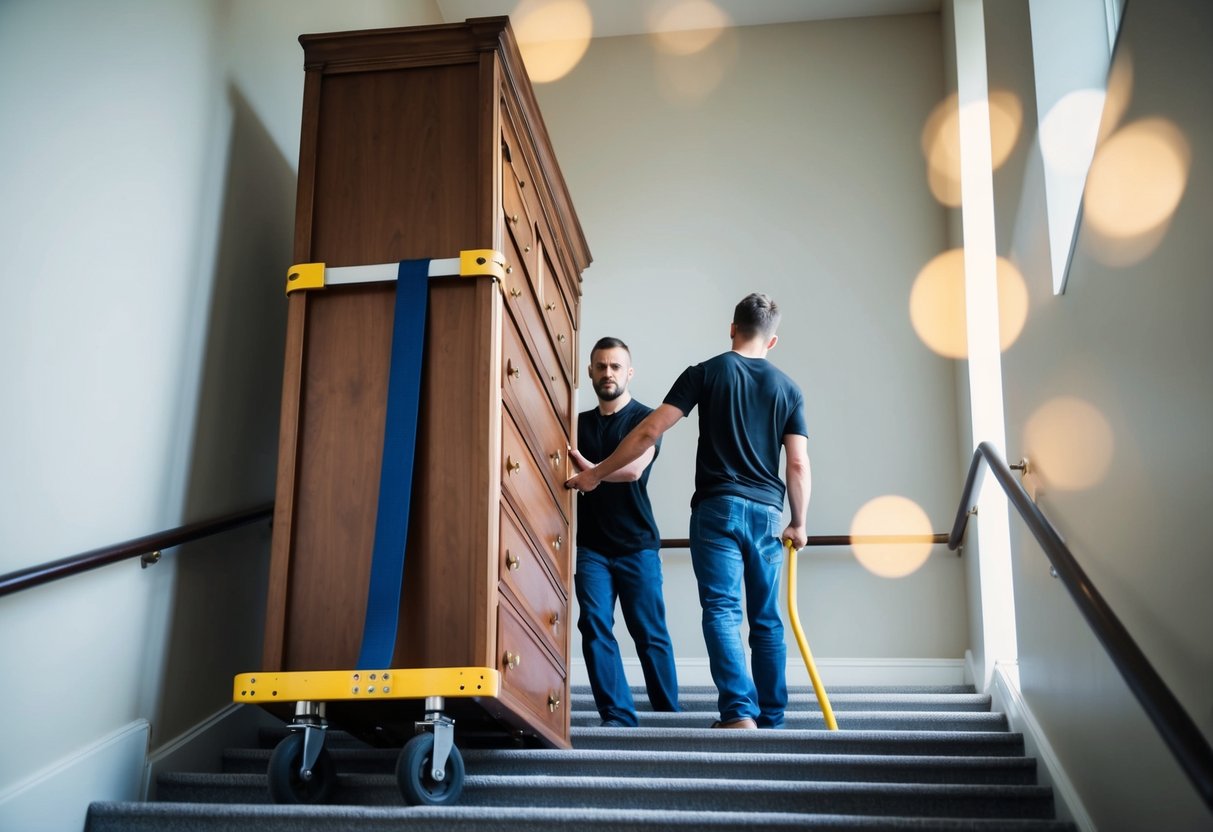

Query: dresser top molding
(298, 16), (591, 277)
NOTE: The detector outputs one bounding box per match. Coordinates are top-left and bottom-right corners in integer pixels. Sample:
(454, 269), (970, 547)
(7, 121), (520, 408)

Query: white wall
(991, 0), (1212, 827)
(534, 14), (970, 665)
(0, 1), (441, 828)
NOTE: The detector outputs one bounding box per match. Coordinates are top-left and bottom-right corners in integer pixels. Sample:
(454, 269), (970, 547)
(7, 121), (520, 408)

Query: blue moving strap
(356, 259), (431, 669)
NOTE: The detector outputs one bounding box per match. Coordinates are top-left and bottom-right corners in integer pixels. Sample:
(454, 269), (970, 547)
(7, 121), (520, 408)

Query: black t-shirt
(664, 351), (807, 509)
(576, 398), (662, 556)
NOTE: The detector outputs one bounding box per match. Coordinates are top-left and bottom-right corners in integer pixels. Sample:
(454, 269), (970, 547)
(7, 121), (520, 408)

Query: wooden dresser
(259, 17), (589, 749)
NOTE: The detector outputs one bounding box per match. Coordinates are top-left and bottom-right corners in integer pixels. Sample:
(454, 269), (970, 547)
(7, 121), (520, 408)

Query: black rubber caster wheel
(267, 731), (337, 804)
(396, 731), (465, 805)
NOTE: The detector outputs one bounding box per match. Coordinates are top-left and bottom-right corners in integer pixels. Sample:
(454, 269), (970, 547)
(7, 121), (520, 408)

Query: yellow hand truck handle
(785, 538), (838, 730)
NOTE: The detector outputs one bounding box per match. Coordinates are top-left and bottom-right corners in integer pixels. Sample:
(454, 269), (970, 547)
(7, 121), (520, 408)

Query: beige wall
(988, 0), (1211, 827)
(534, 14), (970, 663)
(0, 1), (442, 828)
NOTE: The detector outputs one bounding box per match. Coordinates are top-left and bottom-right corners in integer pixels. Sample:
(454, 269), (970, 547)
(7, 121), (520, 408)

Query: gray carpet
(86, 684), (1077, 831)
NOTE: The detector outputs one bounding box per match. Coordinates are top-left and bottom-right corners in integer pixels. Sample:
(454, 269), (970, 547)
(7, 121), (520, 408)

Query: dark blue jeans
(689, 495), (787, 728)
(575, 546), (680, 725)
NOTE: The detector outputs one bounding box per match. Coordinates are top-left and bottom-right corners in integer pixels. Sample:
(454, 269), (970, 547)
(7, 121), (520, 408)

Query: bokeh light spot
(1024, 396), (1115, 490)
(851, 496), (934, 579)
(512, 0), (593, 83)
(1099, 47), (1134, 145)
(911, 249), (967, 359)
(909, 250), (1030, 359)
(922, 90), (1020, 207)
(923, 93), (962, 207)
(654, 26), (736, 103)
(1084, 117), (1190, 239)
(988, 90), (1023, 170)
(649, 0), (730, 55)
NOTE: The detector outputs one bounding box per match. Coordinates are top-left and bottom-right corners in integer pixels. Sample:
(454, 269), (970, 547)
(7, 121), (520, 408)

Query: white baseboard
(571, 656), (966, 688)
(0, 720), (149, 832)
(144, 703), (279, 800)
(986, 661), (1094, 832)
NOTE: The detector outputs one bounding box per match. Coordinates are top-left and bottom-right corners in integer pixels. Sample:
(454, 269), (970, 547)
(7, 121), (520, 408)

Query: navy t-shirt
(663, 351), (807, 509)
(576, 398), (662, 556)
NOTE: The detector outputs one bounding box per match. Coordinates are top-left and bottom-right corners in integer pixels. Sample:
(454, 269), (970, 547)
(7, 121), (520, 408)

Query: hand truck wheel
(396, 731), (465, 805)
(267, 731), (337, 804)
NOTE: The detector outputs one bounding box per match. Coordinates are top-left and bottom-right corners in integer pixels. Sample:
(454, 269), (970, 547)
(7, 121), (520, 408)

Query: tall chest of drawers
(259, 17), (589, 749)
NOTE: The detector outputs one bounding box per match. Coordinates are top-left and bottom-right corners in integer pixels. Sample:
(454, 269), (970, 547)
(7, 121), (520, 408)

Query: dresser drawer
(499, 503), (567, 659)
(498, 593), (567, 739)
(502, 411), (571, 574)
(502, 104), (546, 238)
(502, 151), (538, 285)
(502, 314), (573, 520)
(501, 229), (573, 427)
(539, 238), (576, 380)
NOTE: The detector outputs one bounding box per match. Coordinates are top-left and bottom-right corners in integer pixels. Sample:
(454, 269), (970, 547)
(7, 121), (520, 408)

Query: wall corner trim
(988, 660), (1096, 832)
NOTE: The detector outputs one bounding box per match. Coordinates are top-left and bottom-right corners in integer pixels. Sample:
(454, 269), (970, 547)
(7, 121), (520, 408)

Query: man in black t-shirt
(566, 295), (810, 730)
(569, 337), (679, 727)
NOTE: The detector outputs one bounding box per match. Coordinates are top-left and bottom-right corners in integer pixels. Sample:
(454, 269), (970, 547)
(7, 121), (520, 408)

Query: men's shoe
(710, 717), (758, 729)
(600, 718), (629, 728)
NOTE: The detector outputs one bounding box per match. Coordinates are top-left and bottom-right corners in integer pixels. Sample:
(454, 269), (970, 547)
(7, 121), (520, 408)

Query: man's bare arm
(781, 433), (811, 549)
(566, 404), (683, 492)
(568, 445), (657, 482)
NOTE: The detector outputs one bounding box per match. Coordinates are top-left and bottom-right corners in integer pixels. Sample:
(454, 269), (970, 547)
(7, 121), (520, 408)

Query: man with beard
(568, 337), (680, 727)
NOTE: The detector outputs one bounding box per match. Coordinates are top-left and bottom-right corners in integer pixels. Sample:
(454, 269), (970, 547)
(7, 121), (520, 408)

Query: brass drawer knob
(504, 651), (522, 669)
(550, 449), (561, 467)
(510, 213), (519, 224)
(553, 535), (563, 551)
(548, 693), (561, 713)
(509, 285), (521, 298)
(506, 265), (514, 275)
(550, 611), (560, 630)
(506, 456), (521, 476)
(506, 359), (521, 380)
(545, 302), (556, 311)
(519, 179), (526, 189)
(505, 550), (520, 571)
(557, 333), (566, 343)
(524, 244), (532, 253)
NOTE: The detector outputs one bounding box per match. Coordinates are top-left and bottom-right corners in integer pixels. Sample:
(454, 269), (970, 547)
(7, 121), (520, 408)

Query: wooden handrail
(952, 441), (1213, 811)
(0, 502), (274, 598)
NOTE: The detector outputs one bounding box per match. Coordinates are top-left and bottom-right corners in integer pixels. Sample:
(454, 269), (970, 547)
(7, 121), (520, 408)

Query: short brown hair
(733, 293), (781, 339)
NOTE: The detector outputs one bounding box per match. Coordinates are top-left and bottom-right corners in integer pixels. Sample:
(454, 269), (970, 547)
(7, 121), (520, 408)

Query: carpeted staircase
(86, 683), (1076, 831)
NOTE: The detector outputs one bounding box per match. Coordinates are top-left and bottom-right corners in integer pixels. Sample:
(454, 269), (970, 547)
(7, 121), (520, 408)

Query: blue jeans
(689, 495), (787, 728)
(575, 547), (680, 725)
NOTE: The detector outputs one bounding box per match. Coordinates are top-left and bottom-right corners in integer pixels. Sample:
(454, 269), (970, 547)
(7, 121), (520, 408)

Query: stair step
(96, 684), (1075, 830)
(574, 685), (980, 696)
(570, 727), (1025, 756)
(570, 710), (1009, 731)
(155, 772), (1057, 818)
(87, 801), (1077, 832)
(222, 746), (1037, 784)
(577, 691), (994, 713)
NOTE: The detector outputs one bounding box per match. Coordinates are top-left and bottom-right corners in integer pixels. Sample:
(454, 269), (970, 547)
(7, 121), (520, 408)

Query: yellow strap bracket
(786, 539), (838, 730)
(233, 665), (501, 704)
(285, 262), (326, 296)
(284, 251), (505, 296)
(460, 249), (506, 279)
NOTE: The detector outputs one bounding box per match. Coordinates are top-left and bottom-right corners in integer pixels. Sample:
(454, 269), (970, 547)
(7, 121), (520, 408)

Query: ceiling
(435, 0), (941, 41)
